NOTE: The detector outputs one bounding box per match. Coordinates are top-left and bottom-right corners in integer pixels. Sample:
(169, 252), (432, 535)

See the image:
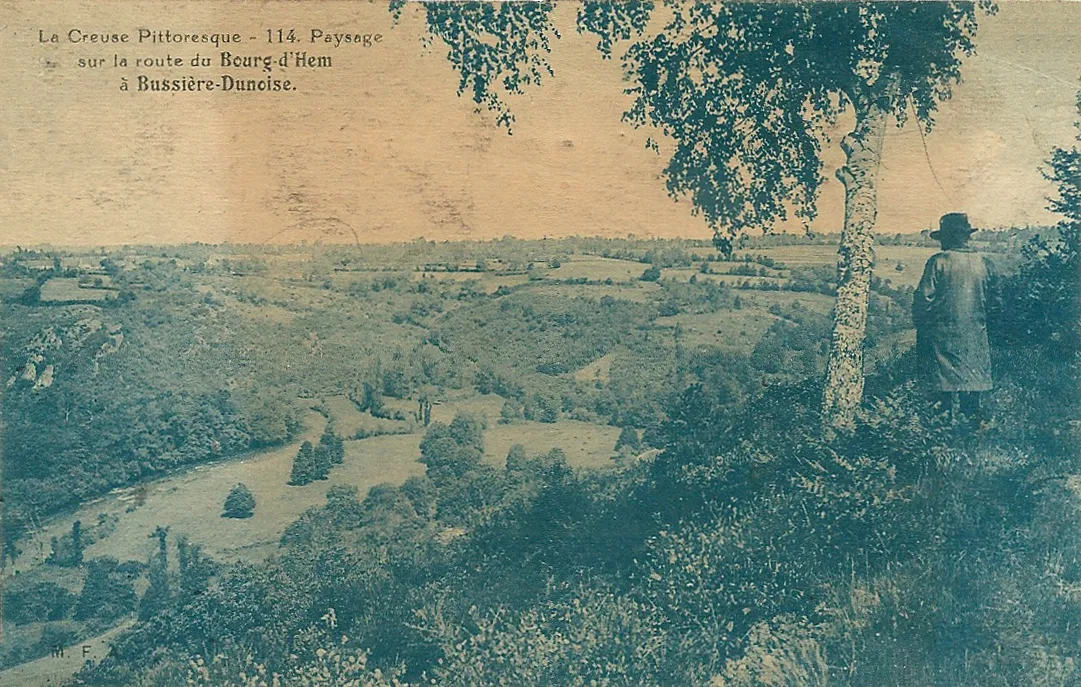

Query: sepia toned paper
(1, 2), (1079, 685)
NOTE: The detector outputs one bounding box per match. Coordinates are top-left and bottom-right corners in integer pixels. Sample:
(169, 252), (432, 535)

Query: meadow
(0, 231), (1030, 683)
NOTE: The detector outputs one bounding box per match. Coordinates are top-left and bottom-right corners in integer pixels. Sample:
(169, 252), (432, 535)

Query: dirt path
(0, 621), (133, 687)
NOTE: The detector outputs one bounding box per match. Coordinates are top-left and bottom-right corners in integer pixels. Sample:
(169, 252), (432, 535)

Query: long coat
(912, 248), (995, 392)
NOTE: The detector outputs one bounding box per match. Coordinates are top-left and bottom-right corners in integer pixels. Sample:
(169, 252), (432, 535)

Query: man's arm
(912, 255), (939, 329)
(983, 255), (1002, 333)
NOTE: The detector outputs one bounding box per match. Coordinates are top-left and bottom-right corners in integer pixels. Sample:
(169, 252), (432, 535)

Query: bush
(996, 93), (1080, 356)
(419, 416), (484, 481)
(640, 265), (662, 282)
(614, 426), (640, 452)
(421, 585), (667, 687)
(2, 582), (77, 625)
(499, 399), (523, 423)
(658, 299), (680, 316)
(523, 392), (559, 423)
(312, 444), (333, 480)
(73, 558), (138, 622)
(288, 441), (317, 486)
(318, 427), (346, 465)
(222, 483), (256, 519)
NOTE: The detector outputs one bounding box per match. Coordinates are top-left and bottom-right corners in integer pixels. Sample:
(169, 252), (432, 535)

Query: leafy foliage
(999, 88), (1081, 355)
(395, 2), (560, 131)
(406, 1), (992, 239)
(639, 265), (661, 282)
(0, 230), (1047, 685)
(288, 441), (320, 486)
(139, 528), (172, 622)
(2, 582), (76, 626)
(615, 425), (641, 452)
(74, 558), (139, 623)
(222, 483), (256, 519)
(419, 414), (484, 481)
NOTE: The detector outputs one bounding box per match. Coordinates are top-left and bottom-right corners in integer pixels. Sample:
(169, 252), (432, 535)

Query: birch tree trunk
(821, 96), (890, 428)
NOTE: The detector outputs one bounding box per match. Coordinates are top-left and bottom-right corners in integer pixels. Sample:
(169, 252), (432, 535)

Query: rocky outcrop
(6, 319), (124, 390)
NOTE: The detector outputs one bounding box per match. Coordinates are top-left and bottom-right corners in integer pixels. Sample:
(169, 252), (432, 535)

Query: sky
(2, 1), (1081, 246)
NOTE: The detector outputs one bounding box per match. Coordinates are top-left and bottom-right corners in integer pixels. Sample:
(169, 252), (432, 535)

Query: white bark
(821, 96), (890, 428)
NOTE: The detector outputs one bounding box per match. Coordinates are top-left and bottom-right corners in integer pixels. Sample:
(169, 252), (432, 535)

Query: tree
(18, 283), (40, 305)
(615, 426), (641, 453)
(398, 1), (993, 427)
(505, 443), (529, 471)
(417, 395), (433, 426)
(640, 265), (662, 282)
(74, 557), (137, 622)
(176, 535), (217, 604)
(71, 520), (83, 566)
(289, 441), (317, 486)
(751, 333), (786, 374)
(246, 396), (295, 447)
(448, 413), (484, 451)
(419, 415), (485, 480)
(222, 483), (256, 519)
(500, 398), (523, 424)
(352, 380), (388, 418)
(1001, 82), (1081, 355)
(139, 565), (170, 622)
(3, 581), (76, 625)
(44, 520), (85, 568)
(317, 426), (345, 466)
(312, 443), (332, 481)
(524, 391), (559, 424)
(139, 526), (171, 621)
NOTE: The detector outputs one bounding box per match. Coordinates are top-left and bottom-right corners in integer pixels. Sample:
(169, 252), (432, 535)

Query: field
(743, 244), (939, 288)
(0, 235), (985, 678)
(656, 310), (781, 352)
(10, 404), (620, 573)
(547, 256), (649, 282)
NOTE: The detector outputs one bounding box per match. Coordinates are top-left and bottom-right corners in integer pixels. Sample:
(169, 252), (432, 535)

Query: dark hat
(930, 212), (974, 241)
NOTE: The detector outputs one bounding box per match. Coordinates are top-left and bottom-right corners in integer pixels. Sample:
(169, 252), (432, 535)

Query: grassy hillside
(0, 233), (1023, 680)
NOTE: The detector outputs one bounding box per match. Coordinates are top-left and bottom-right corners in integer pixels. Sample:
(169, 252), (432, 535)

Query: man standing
(913, 212), (995, 423)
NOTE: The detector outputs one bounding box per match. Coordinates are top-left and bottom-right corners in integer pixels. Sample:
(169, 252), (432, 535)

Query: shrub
(419, 416), (484, 481)
(186, 612), (405, 687)
(288, 441), (317, 486)
(499, 399), (523, 424)
(319, 427), (346, 465)
(421, 585), (667, 686)
(312, 444), (333, 481)
(523, 392), (559, 423)
(614, 426), (640, 452)
(2, 582), (76, 625)
(640, 265), (662, 282)
(73, 558), (138, 622)
(222, 483), (256, 519)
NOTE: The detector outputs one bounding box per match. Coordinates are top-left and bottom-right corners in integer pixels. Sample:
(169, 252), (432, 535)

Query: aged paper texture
(1, 2), (1079, 685)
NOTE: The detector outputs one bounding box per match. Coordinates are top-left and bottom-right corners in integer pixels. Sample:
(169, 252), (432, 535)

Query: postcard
(1, 2), (1079, 685)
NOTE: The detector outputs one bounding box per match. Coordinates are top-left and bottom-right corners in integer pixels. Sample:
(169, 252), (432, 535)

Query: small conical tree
(318, 427), (344, 466)
(138, 526), (171, 621)
(332, 432), (345, 464)
(289, 441), (316, 486)
(71, 520), (83, 566)
(222, 483), (256, 519)
(312, 444), (332, 481)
